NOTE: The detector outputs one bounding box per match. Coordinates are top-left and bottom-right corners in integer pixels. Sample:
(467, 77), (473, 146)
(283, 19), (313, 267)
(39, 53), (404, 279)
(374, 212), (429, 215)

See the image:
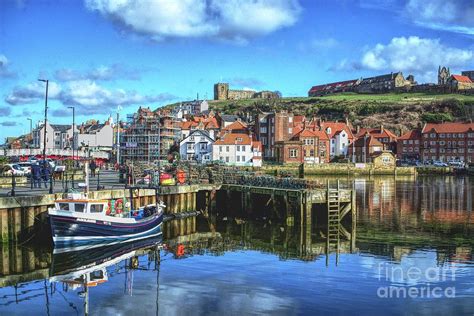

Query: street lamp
(38, 79), (49, 160)
(27, 118), (32, 148)
(68, 106), (75, 165)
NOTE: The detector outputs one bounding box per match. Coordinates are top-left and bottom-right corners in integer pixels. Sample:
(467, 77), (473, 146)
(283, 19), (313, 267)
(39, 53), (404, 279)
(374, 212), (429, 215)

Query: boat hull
(50, 212), (163, 253)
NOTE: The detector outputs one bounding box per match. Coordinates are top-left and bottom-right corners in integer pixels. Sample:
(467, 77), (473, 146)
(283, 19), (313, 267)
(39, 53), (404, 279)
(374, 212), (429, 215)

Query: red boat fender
(106, 201), (112, 215)
(115, 199), (123, 214)
(177, 244), (185, 257)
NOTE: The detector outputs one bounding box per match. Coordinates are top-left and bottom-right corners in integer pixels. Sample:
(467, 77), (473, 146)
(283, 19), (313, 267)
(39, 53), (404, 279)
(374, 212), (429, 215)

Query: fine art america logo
(377, 263), (457, 299)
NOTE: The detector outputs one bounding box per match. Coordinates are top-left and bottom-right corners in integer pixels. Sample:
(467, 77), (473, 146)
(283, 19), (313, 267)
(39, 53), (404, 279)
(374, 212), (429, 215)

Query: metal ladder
(327, 181), (341, 252)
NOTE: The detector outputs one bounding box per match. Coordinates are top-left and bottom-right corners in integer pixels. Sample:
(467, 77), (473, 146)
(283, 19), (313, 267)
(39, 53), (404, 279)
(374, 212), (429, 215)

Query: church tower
(438, 66), (450, 85)
(214, 83), (229, 100)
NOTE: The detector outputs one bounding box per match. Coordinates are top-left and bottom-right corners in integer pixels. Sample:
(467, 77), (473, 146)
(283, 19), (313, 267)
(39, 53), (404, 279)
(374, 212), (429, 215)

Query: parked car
(433, 161), (448, 167)
(448, 161), (465, 168)
(17, 162), (32, 175)
(2, 164), (25, 176)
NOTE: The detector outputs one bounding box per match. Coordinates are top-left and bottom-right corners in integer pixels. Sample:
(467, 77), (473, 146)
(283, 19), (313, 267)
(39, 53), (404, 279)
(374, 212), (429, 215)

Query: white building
(33, 122), (77, 150)
(32, 117), (114, 151)
(320, 122), (354, 158)
(212, 133), (262, 167)
(77, 117), (114, 150)
(179, 130), (214, 163)
(173, 100), (209, 119)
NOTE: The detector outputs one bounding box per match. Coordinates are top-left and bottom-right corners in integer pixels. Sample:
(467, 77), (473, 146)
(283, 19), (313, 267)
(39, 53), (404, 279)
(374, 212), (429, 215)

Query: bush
(421, 112), (454, 123)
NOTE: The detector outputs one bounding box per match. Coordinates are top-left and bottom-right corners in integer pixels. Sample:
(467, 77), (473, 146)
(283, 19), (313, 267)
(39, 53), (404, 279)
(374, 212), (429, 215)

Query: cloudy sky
(1, 0), (473, 139)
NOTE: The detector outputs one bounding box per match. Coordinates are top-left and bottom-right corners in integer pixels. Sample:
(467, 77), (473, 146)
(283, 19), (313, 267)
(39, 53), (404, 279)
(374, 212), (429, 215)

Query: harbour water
(0, 176), (473, 315)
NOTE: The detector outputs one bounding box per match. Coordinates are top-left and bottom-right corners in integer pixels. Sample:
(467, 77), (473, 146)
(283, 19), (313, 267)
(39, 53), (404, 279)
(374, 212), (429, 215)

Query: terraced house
(420, 122), (474, 163)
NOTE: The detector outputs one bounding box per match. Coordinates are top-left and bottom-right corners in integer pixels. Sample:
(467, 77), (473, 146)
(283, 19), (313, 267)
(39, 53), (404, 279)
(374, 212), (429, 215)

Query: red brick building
(355, 126), (398, 153)
(396, 129), (421, 160)
(255, 111), (297, 160)
(275, 129), (330, 164)
(348, 134), (384, 163)
(421, 122), (474, 163)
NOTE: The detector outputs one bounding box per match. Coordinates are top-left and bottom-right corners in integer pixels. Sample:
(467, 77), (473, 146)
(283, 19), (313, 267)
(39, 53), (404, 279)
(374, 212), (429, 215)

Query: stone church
(214, 83), (280, 101)
(438, 66), (451, 85)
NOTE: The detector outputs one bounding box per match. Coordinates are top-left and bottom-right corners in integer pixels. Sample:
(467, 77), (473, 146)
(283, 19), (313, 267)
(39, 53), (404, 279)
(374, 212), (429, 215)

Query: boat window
(59, 203), (70, 211)
(75, 203), (86, 213)
(90, 204), (104, 213)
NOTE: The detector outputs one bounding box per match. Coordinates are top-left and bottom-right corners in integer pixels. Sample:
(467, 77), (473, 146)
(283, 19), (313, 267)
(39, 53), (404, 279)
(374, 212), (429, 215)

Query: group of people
(31, 162), (52, 189)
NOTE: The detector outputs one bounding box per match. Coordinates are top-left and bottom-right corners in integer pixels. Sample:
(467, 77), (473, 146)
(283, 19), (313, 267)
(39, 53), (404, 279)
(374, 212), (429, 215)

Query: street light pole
(38, 79), (49, 160)
(27, 118), (32, 148)
(68, 106), (75, 165)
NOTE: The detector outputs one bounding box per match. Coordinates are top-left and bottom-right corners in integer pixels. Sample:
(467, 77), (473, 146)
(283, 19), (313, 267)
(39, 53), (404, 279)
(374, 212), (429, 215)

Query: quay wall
(260, 164), (416, 176)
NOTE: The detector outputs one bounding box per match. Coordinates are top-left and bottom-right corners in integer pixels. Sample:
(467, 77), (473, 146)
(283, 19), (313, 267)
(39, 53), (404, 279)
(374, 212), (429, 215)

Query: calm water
(0, 176), (473, 315)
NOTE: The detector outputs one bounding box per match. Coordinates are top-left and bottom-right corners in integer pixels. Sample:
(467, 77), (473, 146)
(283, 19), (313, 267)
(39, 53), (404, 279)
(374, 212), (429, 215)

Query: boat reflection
(49, 237), (163, 316)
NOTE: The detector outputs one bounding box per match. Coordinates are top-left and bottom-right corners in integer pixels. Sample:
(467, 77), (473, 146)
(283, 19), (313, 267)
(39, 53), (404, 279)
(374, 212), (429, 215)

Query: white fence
(1, 148), (109, 159)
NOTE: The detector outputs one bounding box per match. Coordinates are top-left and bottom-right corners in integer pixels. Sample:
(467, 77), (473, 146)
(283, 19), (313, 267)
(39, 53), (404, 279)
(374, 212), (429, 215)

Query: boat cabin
(55, 200), (109, 215)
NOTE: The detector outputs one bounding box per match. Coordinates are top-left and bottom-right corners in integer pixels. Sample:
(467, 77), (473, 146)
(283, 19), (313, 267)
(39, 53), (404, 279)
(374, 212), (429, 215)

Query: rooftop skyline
(1, 0), (473, 139)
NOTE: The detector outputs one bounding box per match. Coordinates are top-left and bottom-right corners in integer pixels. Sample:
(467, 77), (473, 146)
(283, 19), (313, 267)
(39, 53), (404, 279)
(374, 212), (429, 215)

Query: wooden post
(0, 210), (8, 242)
(351, 184), (357, 253)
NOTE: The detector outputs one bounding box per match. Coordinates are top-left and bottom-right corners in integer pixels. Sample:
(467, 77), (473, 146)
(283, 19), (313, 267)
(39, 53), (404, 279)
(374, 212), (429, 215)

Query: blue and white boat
(48, 193), (164, 253)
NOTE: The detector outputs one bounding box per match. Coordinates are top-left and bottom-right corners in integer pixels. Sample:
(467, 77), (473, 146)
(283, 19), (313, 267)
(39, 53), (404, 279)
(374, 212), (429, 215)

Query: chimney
(356, 126), (360, 134)
(380, 125), (384, 133)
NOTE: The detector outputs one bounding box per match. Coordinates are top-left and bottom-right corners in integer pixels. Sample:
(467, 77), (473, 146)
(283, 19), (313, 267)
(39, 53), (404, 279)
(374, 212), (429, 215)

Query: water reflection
(0, 176), (472, 315)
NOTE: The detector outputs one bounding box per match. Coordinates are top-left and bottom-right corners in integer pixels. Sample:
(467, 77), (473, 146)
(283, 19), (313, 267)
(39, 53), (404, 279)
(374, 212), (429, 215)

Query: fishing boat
(48, 192), (164, 253)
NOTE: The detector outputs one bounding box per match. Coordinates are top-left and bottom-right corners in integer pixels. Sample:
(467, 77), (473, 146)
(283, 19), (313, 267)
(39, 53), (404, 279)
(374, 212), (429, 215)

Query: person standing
(90, 160), (97, 177)
(41, 162), (51, 189)
(31, 162), (41, 188)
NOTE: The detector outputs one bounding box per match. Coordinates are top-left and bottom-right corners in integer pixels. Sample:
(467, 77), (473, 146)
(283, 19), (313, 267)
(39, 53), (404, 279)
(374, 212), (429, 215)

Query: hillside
(206, 92), (474, 134)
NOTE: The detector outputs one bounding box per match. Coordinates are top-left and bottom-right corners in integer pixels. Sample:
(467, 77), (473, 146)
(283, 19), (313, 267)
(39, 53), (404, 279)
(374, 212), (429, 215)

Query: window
(187, 143), (195, 150)
(59, 203), (70, 211)
(430, 133), (436, 138)
(403, 140), (407, 144)
(90, 204), (104, 213)
(237, 156), (240, 162)
(415, 140), (419, 144)
(260, 127), (267, 133)
(288, 128), (293, 134)
(237, 145), (240, 152)
(75, 203), (86, 213)
(458, 133), (464, 138)
(219, 146), (222, 152)
(241, 156), (245, 161)
(440, 134), (445, 138)
(226, 146), (229, 152)
(225, 157), (229, 162)
(289, 149), (297, 158)
(236, 137), (242, 142)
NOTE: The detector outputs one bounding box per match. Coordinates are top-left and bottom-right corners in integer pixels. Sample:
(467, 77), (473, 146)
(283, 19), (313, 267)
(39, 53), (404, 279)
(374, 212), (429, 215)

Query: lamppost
(27, 118), (32, 148)
(116, 106), (122, 165)
(68, 106), (75, 165)
(38, 79), (49, 160)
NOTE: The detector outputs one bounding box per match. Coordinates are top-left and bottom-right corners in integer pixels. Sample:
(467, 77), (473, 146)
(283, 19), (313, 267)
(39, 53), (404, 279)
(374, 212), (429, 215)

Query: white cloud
(404, 0), (474, 35)
(5, 80), (176, 114)
(5, 81), (61, 105)
(84, 0), (301, 43)
(337, 36), (474, 82)
(55, 64), (143, 81)
(361, 36), (473, 70)
(0, 54), (17, 78)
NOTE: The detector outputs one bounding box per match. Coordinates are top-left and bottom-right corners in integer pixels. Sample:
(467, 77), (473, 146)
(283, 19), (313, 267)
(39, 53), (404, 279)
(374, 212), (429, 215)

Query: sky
(0, 0), (473, 140)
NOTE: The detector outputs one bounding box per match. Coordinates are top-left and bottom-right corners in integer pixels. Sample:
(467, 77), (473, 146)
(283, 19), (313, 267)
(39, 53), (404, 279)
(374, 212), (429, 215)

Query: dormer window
(236, 137), (243, 142)
(326, 128), (331, 134)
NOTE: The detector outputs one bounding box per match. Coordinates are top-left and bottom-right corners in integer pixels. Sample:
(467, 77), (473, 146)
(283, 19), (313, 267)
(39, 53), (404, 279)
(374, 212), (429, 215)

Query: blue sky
(1, 0), (473, 139)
